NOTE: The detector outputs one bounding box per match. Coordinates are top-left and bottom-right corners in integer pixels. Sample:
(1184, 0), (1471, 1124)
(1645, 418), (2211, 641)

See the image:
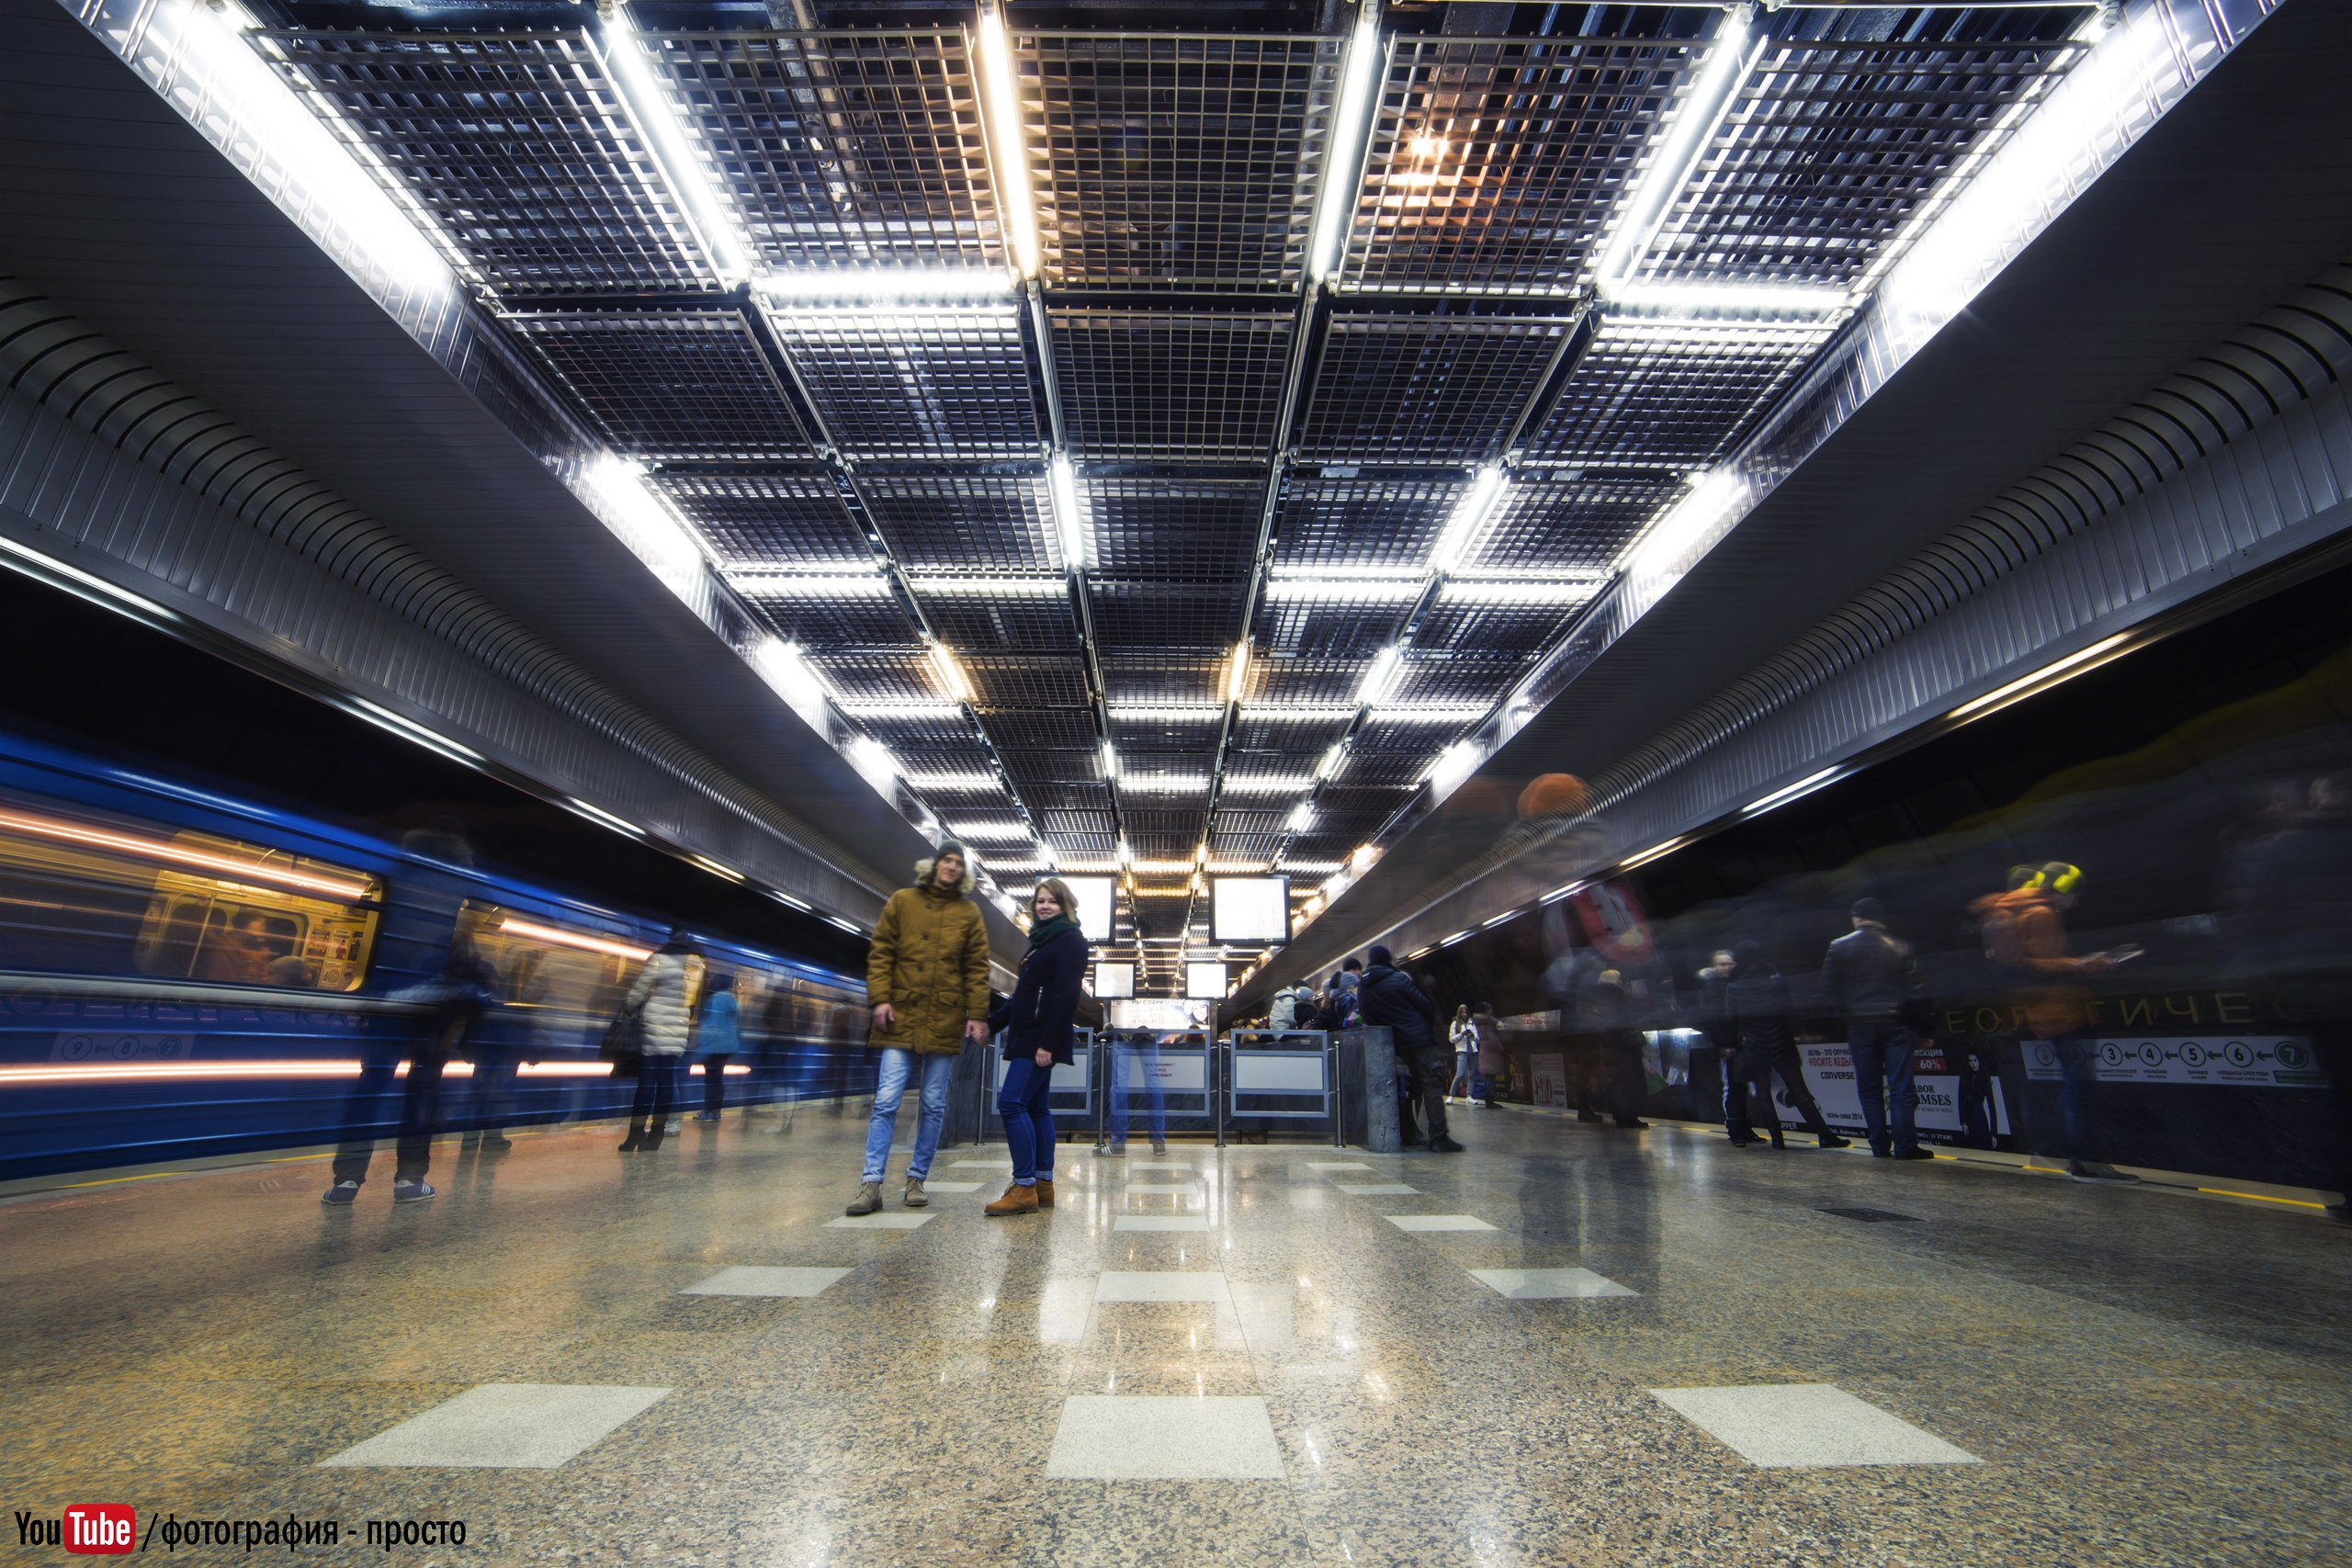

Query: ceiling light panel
(1529, 313), (1836, 467)
(1633, 35), (2086, 292)
(1387, 652), (1522, 708)
(1090, 578), (1255, 653)
(1341, 35), (1700, 296)
(265, 28), (713, 294)
(1410, 595), (1585, 659)
(969, 706), (1099, 755)
(1254, 595), (1415, 662)
(652, 473), (866, 565)
(1270, 473), (1471, 574)
(1102, 656), (1224, 710)
(732, 581), (911, 646)
(961, 655), (1094, 710)
(643, 28), (1004, 274)
(1051, 310), (1295, 459)
(1466, 473), (1683, 575)
(1250, 658), (1381, 710)
(854, 473), (1057, 574)
(508, 311), (814, 461)
(812, 647), (944, 705)
(1298, 314), (1573, 463)
(1023, 33), (1341, 289)
(910, 586), (1080, 654)
(1080, 477), (1266, 580)
(766, 303), (1041, 459)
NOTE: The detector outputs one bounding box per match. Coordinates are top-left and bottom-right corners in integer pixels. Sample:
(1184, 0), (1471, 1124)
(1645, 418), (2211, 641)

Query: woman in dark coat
(986, 877), (1090, 1216)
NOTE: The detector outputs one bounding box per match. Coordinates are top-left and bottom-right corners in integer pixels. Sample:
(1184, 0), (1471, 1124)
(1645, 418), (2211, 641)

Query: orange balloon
(1516, 773), (1590, 819)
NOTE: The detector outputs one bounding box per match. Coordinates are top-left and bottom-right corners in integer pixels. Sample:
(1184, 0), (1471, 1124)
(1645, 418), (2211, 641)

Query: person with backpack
(986, 878), (1089, 1216)
(690, 971), (741, 1122)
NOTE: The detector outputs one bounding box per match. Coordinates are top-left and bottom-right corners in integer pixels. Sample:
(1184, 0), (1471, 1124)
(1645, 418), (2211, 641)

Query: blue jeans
(1109, 1036), (1165, 1145)
(2051, 1034), (2097, 1162)
(1847, 1021), (1918, 1155)
(1000, 1055), (1057, 1186)
(862, 1047), (955, 1183)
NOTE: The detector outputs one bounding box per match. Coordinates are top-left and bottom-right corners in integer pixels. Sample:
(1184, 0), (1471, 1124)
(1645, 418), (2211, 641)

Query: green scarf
(1027, 913), (1078, 949)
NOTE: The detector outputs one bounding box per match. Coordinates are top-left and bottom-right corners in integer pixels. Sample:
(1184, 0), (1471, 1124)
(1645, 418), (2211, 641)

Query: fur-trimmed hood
(913, 856), (972, 897)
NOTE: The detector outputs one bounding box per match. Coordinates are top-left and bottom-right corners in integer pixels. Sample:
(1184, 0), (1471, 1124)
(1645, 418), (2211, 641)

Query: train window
(0, 799), (382, 989)
(458, 902), (676, 1027)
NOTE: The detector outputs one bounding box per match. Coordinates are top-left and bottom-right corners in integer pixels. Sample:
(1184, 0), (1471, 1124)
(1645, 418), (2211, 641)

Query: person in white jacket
(619, 931), (705, 1153)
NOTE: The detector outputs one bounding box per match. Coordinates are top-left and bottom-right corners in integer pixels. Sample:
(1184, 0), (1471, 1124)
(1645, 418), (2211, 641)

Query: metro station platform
(5, 1108), (2346, 1566)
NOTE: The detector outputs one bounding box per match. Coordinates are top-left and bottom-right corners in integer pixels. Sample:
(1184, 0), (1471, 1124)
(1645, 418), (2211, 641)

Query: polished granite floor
(3, 1104), (2347, 1566)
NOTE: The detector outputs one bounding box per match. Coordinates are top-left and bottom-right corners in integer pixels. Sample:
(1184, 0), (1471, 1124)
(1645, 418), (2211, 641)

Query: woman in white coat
(619, 931), (705, 1153)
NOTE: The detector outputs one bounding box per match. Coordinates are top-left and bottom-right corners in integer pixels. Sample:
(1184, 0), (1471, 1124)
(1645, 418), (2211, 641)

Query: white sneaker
(663, 1119), (683, 1134)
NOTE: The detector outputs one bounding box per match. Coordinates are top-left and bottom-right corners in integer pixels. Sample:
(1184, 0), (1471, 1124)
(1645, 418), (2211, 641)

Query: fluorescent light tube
(1285, 801), (1317, 831)
(1948, 634), (2132, 721)
(1050, 455), (1088, 570)
(1744, 766), (1840, 817)
(1226, 639), (1251, 704)
(1593, 6), (1758, 291)
(599, 6), (752, 285)
(1355, 646), (1404, 705)
(1309, 4), (1385, 282)
(976, 7), (1041, 279)
(756, 267), (1012, 302)
(1428, 464), (1508, 576)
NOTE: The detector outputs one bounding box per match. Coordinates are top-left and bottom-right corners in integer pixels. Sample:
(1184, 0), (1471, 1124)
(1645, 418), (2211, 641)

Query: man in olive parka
(846, 839), (992, 1214)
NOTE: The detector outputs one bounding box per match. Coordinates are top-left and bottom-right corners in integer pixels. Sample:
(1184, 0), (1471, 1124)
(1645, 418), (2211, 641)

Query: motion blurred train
(0, 731), (871, 1181)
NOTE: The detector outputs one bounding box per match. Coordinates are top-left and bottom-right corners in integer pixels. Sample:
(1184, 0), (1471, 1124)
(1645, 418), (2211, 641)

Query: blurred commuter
(1567, 966), (1649, 1131)
(1337, 958), (1364, 1025)
(692, 971), (741, 1122)
(200, 908), (277, 986)
(1973, 863), (2129, 1183)
(988, 878), (1088, 1216)
(1360, 945), (1459, 1152)
(2220, 776), (2352, 1219)
(1822, 899), (1928, 1161)
(618, 930), (703, 1153)
(1449, 1004), (1475, 1101)
(1270, 983), (1303, 1032)
(1108, 1029), (1167, 1156)
(1724, 942), (1846, 1149)
(1470, 1001), (1504, 1108)
(1695, 949), (1744, 1133)
(849, 840), (990, 1215)
(323, 830), (493, 1206)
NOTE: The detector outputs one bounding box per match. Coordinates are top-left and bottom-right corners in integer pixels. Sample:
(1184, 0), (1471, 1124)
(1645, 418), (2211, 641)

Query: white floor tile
(1336, 1182), (1421, 1196)
(949, 1160), (1001, 1170)
(1306, 1161), (1373, 1171)
(1046, 1395), (1284, 1479)
(1124, 1182), (1201, 1194)
(1384, 1214), (1496, 1232)
(1113, 1215), (1212, 1232)
(1470, 1268), (1636, 1300)
(320, 1383), (668, 1469)
(680, 1267), (850, 1298)
(1095, 1270), (1231, 1303)
(918, 1180), (984, 1193)
(1128, 1162), (1195, 1172)
(1650, 1383), (1983, 1468)
(827, 1212), (935, 1230)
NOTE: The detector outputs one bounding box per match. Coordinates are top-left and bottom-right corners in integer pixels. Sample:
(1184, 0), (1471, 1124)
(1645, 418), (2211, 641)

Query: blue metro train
(0, 732), (872, 1180)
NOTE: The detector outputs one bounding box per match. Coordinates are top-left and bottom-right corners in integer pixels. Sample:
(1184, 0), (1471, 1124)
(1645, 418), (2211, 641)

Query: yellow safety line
(2196, 1187), (2326, 1209)
(56, 1172), (186, 1188)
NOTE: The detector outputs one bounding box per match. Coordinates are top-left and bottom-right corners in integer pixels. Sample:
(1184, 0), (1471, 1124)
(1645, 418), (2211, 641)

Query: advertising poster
(1780, 1042), (2010, 1138)
(1566, 880), (1657, 967)
(1529, 1051), (1569, 1110)
(2018, 1035), (2319, 1087)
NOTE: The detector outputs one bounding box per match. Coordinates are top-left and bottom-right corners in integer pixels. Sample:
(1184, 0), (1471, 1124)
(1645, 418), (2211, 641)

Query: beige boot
(903, 1175), (928, 1208)
(984, 1182), (1039, 1217)
(844, 1181), (882, 1216)
(1035, 1178), (1055, 1210)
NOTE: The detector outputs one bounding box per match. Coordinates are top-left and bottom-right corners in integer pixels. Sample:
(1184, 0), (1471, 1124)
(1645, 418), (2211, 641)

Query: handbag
(601, 1008), (643, 1077)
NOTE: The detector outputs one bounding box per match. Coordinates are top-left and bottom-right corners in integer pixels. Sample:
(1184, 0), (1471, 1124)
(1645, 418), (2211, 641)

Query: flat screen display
(1210, 875), (1290, 944)
(1056, 875), (1116, 942)
(1093, 961), (1136, 998)
(1185, 961), (1229, 999)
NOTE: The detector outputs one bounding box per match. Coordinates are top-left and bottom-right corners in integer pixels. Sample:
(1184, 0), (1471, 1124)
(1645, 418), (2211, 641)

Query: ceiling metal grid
(648, 29), (1003, 273)
(1268, 472), (1468, 573)
(220, 8), (2098, 967)
(264, 28), (711, 294)
(654, 472), (869, 566)
(1080, 476), (1266, 578)
(1342, 35), (1698, 296)
(1634, 37), (2084, 288)
(854, 473), (1058, 573)
(768, 304), (1042, 458)
(1298, 313), (1573, 462)
(1022, 32), (1339, 290)
(1469, 472), (1682, 572)
(1051, 309), (1295, 459)
(506, 311), (814, 461)
(1529, 313), (1838, 467)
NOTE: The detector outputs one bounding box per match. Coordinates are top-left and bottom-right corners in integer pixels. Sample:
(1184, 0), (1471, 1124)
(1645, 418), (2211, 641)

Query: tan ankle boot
(903, 1176), (928, 1208)
(1035, 1178), (1055, 1209)
(844, 1181), (882, 1216)
(984, 1182), (1039, 1217)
